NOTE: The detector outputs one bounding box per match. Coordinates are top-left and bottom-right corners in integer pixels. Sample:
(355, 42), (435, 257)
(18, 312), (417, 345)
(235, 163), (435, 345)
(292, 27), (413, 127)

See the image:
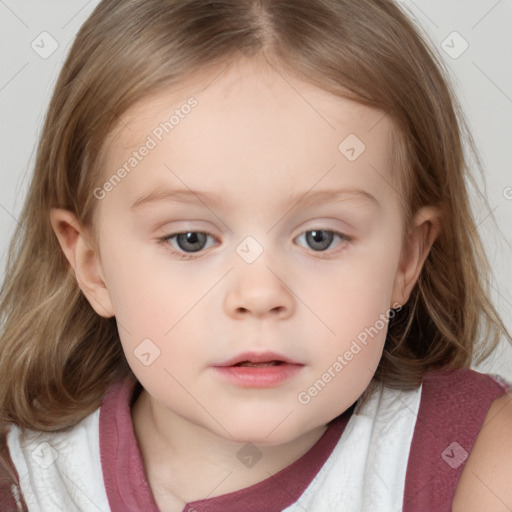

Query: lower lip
(212, 363), (303, 388)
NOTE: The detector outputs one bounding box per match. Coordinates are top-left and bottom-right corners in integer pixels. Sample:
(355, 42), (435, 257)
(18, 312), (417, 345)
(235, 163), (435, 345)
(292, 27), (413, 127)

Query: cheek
(304, 245), (400, 344)
(295, 237), (400, 405)
(296, 293), (392, 420)
(99, 229), (180, 324)
(98, 234), (215, 369)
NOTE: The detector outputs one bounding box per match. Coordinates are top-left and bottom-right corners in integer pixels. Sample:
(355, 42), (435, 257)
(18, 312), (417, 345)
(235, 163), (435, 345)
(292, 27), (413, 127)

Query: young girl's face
(89, 55), (421, 445)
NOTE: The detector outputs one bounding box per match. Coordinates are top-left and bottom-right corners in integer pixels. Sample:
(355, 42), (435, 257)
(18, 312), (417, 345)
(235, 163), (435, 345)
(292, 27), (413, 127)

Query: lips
(213, 351), (301, 368)
(212, 351), (304, 388)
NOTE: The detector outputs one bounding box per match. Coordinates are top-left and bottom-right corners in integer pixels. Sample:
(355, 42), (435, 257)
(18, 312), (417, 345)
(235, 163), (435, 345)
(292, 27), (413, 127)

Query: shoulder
(6, 407), (107, 510)
(403, 368), (510, 510)
(3, 377), (136, 510)
(453, 390), (512, 511)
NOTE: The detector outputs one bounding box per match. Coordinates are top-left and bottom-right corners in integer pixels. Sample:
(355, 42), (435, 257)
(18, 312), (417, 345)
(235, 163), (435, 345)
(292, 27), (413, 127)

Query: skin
(50, 54), (512, 510)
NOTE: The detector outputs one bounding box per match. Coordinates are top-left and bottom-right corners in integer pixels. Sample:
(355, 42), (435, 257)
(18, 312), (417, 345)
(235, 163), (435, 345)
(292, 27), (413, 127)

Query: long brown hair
(1, 0), (510, 432)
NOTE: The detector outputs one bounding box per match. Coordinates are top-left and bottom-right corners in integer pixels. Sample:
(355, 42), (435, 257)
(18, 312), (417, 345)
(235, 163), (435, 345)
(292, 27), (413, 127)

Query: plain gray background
(1, 0), (511, 381)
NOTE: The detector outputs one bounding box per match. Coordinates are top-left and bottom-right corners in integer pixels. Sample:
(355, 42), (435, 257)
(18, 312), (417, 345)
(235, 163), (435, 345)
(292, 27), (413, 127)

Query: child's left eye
(158, 229), (351, 260)
(295, 229), (351, 254)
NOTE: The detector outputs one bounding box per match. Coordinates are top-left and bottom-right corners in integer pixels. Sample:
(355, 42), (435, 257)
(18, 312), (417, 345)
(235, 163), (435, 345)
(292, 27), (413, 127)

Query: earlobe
(49, 208), (115, 318)
(391, 205), (442, 307)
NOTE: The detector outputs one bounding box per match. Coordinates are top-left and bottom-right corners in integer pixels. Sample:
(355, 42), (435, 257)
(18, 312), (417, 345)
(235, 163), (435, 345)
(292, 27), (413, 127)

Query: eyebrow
(130, 185), (379, 210)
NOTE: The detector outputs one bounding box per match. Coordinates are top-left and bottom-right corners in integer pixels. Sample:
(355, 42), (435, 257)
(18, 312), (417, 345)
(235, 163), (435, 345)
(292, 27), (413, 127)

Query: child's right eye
(157, 228), (352, 261)
(158, 231), (217, 260)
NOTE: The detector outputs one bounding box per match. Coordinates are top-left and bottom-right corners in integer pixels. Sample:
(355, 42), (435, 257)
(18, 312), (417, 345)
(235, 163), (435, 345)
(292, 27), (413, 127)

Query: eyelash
(157, 229), (352, 260)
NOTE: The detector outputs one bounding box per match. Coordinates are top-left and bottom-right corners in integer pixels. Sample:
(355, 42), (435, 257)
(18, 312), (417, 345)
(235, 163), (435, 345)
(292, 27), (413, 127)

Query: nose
(224, 260), (295, 320)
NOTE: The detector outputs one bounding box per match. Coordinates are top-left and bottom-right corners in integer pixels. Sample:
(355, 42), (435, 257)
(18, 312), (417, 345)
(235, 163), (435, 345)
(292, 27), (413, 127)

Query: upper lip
(213, 351), (302, 367)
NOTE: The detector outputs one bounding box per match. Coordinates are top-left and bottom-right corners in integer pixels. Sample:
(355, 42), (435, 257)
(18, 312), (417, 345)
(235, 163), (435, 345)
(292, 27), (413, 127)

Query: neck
(131, 388), (328, 506)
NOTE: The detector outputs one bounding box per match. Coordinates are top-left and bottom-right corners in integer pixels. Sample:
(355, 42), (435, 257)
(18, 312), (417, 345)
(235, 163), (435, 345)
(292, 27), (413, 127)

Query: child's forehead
(95, 57), (400, 218)
(94, 58), (402, 229)
(111, 57), (393, 151)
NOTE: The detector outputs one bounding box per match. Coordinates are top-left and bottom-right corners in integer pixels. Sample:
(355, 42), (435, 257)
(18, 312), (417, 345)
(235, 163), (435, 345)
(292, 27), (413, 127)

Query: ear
(50, 208), (115, 318)
(391, 205), (442, 308)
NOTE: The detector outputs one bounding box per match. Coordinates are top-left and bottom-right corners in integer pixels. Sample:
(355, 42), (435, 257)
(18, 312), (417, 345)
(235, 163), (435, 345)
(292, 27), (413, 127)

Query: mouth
(213, 351), (302, 368)
(232, 360), (285, 367)
(212, 351), (304, 388)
